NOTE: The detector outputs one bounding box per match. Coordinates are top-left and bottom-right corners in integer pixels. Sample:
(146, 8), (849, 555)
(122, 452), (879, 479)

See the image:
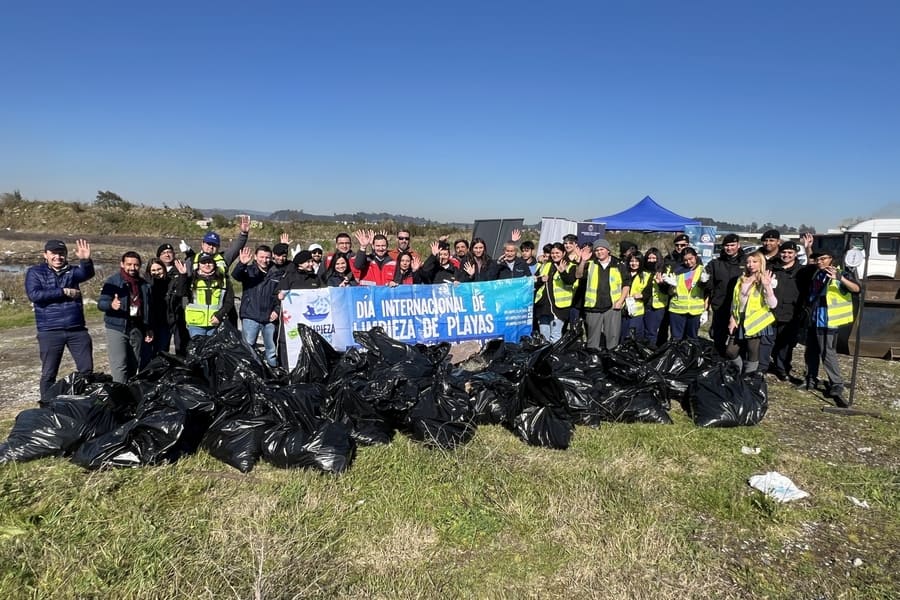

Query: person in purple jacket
(25, 239), (95, 400)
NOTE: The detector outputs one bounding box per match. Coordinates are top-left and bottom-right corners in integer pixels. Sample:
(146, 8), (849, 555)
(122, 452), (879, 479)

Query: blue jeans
(242, 318), (277, 367)
(538, 315), (566, 343)
(188, 325), (217, 338)
(37, 328), (94, 400)
(669, 312), (700, 340)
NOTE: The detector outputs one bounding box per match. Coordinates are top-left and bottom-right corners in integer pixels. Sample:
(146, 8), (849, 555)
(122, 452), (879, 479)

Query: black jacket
(771, 261), (802, 323)
(705, 249), (747, 311)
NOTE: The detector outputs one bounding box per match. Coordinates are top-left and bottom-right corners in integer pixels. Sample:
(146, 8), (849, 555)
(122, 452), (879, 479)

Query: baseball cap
(673, 234), (690, 244)
(293, 250), (313, 265)
(308, 243), (323, 253)
(156, 243), (174, 257)
(197, 252), (216, 264)
(723, 233), (740, 244)
(44, 240), (67, 253)
(272, 243), (289, 256)
(203, 231), (221, 246)
(761, 229), (781, 241)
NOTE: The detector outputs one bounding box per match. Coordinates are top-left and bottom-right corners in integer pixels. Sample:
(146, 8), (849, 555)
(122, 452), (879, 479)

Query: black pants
(769, 319), (800, 376)
(38, 328), (93, 400)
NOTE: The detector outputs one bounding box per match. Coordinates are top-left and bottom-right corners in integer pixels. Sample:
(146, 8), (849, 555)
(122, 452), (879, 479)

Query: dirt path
(0, 321), (109, 414)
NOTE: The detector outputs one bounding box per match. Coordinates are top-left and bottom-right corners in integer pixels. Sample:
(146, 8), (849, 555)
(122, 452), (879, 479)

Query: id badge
(129, 304), (138, 317)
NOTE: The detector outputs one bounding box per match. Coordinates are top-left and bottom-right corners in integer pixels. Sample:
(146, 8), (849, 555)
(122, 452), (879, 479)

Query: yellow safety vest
(668, 266), (705, 315)
(648, 269), (668, 309)
(192, 252), (228, 276)
(731, 281), (776, 336)
(824, 272), (854, 328)
(628, 272), (649, 317)
(584, 261), (624, 309)
(535, 262), (576, 309)
(185, 276), (225, 327)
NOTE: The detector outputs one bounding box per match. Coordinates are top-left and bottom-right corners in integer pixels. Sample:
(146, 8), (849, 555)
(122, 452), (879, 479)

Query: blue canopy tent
(591, 196), (700, 231)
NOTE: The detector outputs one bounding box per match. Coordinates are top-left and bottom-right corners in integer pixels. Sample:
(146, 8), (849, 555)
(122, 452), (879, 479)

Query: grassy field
(0, 351), (898, 599)
(2, 200), (898, 598)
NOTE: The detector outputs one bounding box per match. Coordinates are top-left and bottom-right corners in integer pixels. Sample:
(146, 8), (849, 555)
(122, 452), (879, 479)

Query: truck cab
(847, 219), (900, 279)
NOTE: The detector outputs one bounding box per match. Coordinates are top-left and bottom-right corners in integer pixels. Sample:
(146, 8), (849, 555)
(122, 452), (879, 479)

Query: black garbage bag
(130, 380), (218, 455)
(185, 322), (268, 391)
(40, 395), (120, 442)
(464, 370), (519, 425)
(259, 383), (327, 429)
(45, 372), (114, 401)
(687, 363), (769, 427)
(261, 421), (355, 473)
(405, 373), (476, 449)
(290, 324), (344, 384)
(590, 380), (673, 424)
(647, 338), (723, 403)
(132, 352), (191, 382)
(202, 413), (274, 473)
(353, 327), (434, 375)
(0, 409), (84, 463)
(297, 421), (356, 473)
(547, 352), (607, 425)
(325, 383), (395, 445)
(71, 406), (188, 469)
(513, 405), (574, 449)
(518, 344), (571, 417)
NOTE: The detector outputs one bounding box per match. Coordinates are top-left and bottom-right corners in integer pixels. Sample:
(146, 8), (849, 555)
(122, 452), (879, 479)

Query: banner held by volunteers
(281, 278), (534, 369)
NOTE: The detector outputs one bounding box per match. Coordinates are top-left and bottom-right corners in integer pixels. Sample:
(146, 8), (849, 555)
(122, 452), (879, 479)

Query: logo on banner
(302, 296), (330, 322)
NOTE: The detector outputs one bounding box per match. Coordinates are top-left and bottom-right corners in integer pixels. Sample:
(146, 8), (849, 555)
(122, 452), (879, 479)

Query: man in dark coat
(25, 239), (95, 399)
(704, 233), (747, 356)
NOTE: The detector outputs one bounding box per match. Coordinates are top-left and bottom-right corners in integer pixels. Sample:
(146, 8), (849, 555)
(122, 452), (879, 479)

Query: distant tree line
(693, 216), (817, 234)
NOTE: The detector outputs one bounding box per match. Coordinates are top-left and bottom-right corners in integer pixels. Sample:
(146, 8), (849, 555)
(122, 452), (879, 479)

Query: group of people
(25, 222), (860, 407)
(523, 228), (858, 407)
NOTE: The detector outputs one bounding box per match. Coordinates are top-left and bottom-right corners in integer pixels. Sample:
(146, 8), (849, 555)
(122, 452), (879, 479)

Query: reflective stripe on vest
(584, 262), (623, 308)
(629, 272), (649, 317)
(669, 266), (705, 315)
(825, 277), (854, 327)
(650, 277), (667, 309)
(732, 283), (775, 336)
(185, 277), (225, 327)
(535, 262), (575, 308)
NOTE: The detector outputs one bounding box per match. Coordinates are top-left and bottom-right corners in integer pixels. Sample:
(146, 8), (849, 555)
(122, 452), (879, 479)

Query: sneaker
(787, 374), (804, 386)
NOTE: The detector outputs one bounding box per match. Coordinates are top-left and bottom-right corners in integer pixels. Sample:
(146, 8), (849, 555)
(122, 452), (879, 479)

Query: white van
(847, 219), (900, 278)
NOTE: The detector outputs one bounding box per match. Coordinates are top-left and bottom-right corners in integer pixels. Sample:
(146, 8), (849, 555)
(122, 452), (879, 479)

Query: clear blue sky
(2, 1), (898, 231)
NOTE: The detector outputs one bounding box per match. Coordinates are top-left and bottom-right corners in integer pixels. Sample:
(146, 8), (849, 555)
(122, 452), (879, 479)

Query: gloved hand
(625, 296), (637, 317)
(699, 310), (709, 326)
(179, 240), (191, 253)
(292, 243), (303, 259)
(663, 274), (677, 287)
(700, 270), (710, 283)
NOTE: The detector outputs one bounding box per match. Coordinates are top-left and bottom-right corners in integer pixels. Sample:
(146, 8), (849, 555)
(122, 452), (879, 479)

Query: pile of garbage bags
(0, 322), (768, 473)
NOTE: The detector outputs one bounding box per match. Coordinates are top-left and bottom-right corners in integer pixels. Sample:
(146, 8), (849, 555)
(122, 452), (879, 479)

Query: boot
(796, 376), (818, 391)
(830, 385), (850, 408)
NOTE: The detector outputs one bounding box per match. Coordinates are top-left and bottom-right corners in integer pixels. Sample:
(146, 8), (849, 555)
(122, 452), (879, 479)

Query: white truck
(846, 218), (900, 279)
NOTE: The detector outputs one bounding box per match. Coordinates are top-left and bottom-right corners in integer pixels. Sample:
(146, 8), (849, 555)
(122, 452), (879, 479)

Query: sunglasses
(397, 236), (410, 241)
(674, 243), (688, 248)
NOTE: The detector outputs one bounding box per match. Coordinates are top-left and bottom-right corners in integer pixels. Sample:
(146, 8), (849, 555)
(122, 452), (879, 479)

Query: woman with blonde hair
(728, 251), (777, 375)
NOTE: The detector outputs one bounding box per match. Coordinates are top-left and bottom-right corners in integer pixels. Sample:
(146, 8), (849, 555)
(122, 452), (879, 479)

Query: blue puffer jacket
(25, 260), (95, 331)
(232, 262), (280, 323)
(97, 271), (152, 333)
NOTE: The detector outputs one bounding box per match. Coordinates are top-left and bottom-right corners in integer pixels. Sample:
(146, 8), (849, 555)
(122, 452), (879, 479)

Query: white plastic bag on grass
(748, 471), (809, 503)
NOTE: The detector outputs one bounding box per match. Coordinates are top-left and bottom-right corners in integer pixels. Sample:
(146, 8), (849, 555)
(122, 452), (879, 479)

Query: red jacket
(354, 252), (397, 286)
